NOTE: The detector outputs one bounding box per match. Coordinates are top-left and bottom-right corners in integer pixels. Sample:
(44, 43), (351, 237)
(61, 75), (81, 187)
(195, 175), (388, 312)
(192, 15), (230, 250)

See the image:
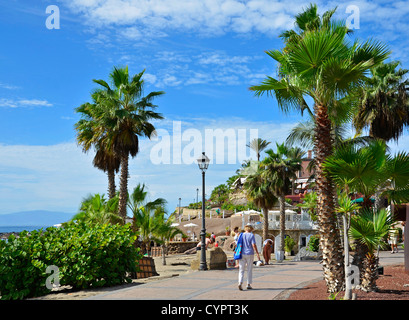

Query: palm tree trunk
(263, 206), (269, 242)
(118, 152), (129, 223)
(352, 240), (367, 284)
(343, 214), (352, 300)
(361, 253), (379, 292)
(107, 168), (116, 200)
(279, 195), (285, 253)
(161, 244), (167, 265)
(314, 103), (345, 293)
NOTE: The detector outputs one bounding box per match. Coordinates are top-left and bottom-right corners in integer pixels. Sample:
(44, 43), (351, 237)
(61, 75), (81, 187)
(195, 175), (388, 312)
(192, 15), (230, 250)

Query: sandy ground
(31, 254), (199, 300)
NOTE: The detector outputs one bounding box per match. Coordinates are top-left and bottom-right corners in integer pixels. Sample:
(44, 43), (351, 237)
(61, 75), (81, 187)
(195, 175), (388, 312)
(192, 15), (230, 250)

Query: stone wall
(190, 247), (227, 270)
(166, 241), (197, 254)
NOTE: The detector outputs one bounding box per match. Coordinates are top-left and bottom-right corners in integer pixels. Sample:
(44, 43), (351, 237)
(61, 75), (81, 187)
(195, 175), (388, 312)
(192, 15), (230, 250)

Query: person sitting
(196, 237), (213, 250)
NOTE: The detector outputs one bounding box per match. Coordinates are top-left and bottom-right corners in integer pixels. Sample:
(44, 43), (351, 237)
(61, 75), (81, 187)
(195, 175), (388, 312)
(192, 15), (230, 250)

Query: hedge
(0, 222), (142, 300)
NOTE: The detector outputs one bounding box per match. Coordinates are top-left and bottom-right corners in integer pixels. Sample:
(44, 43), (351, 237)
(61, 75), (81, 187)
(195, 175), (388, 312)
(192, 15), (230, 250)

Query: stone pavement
(86, 250), (404, 300)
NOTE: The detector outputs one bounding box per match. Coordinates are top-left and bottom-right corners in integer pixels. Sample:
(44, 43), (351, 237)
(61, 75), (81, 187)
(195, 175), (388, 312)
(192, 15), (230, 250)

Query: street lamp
(197, 152), (210, 271)
(178, 197), (181, 218)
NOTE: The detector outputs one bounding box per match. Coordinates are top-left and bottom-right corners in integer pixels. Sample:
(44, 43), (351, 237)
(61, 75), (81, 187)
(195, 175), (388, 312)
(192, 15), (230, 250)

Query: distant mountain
(0, 210), (75, 227)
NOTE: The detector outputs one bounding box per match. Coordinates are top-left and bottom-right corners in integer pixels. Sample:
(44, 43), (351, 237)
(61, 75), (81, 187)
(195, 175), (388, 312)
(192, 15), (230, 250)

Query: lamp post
(197, 152), (210, 271)
(178, 197), (181, 217)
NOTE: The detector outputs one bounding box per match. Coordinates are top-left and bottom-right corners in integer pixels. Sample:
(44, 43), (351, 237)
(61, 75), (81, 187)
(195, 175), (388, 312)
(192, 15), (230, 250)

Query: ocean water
(0, 226), (52, 233)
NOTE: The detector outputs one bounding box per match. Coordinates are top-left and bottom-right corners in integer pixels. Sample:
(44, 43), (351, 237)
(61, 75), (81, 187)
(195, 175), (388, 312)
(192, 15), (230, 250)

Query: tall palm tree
(93, 67), (165, 221)
(75, 95), (121, 200)
(93, 148), (121, 200)
(250, 6), (390, 292)
(279, 3), (339, 52)
(246, 138), (271, 161)
(244, 169), (278, 242)
(260, 143), (302, 254)
(353, 61), (409, 142)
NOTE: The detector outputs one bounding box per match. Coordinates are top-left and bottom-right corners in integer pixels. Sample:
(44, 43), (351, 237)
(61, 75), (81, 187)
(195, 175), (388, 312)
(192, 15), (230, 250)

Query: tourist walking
(236, 223), (260, 290)
(389, 225), (399, 253)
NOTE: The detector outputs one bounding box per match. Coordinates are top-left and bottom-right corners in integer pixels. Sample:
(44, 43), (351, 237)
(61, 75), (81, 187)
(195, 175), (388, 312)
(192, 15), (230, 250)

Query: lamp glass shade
(197, 152), (210, 171)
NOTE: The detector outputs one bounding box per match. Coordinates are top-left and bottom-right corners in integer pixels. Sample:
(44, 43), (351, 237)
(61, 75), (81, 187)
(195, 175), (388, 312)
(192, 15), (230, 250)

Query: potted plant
(284, 236), (296, 256)
(181, 234), (188, 242)
(225, 227), (231, 236)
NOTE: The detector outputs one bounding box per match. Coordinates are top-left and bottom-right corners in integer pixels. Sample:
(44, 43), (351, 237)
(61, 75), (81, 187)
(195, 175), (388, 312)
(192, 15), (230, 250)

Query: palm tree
(260, 143), (302, 254)
(128, 183), (167, 255)
(349, 208), (395, 292)
(250, 5), (390, 292)
(154, 208), (183, 265)
(93, 148), (121, 200)
(279, 3), (339, 53)
(297, 191), (318, 221)
(246, 138), (271, 161)
(75, 95), (121, 200)
(72, 193), (122, 225)
(244, 169), (278, 242)
(353, 61), (409, 142)
(323, 139), (409, 291)
(93, 66), (165, 221)
(323, 139), (409, 208)
(335, 192), (361, 299)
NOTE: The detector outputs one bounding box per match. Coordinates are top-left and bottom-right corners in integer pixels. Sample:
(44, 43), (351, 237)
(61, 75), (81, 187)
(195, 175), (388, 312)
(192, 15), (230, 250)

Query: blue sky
(1, 0), (409, 217)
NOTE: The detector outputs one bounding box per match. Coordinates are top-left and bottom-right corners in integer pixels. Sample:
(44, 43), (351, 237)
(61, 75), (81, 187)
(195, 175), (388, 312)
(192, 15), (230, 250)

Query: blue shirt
(241, 232), (256, 255)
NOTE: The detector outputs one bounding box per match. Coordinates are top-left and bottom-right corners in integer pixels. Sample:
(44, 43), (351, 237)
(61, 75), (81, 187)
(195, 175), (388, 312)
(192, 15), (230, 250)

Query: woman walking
(237, 223), (260, 290)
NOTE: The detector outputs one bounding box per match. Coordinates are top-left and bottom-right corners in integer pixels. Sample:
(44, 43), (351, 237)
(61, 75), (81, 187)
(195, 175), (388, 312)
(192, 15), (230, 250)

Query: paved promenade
(87, 251), (404, 300)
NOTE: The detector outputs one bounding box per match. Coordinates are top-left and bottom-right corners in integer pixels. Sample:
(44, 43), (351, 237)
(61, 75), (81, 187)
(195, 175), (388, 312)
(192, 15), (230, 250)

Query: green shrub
(284, 236), (296, 252)
(0, 222), (141, 300)
(308, 235), (320, 252)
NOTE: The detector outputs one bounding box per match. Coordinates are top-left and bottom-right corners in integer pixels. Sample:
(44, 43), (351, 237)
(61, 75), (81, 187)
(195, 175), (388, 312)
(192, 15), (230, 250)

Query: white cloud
(132, 49), (267, 88)
(0, 116), (299, 215)
(3, 114), (409, 215)
(0, 98), (53, 108)
(62, 0), (297, 37)
(0, 82), (19, 90)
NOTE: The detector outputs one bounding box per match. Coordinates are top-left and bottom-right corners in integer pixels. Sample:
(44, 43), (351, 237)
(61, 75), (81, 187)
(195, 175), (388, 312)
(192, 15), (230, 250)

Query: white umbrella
(170, 223), (180, 227)
(269, 210), (297, 214)
(184, 223), (198, 227)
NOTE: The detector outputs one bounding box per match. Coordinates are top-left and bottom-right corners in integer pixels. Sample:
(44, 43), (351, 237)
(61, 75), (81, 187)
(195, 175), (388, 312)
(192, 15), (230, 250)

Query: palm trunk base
(361, 254), (379, 292)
